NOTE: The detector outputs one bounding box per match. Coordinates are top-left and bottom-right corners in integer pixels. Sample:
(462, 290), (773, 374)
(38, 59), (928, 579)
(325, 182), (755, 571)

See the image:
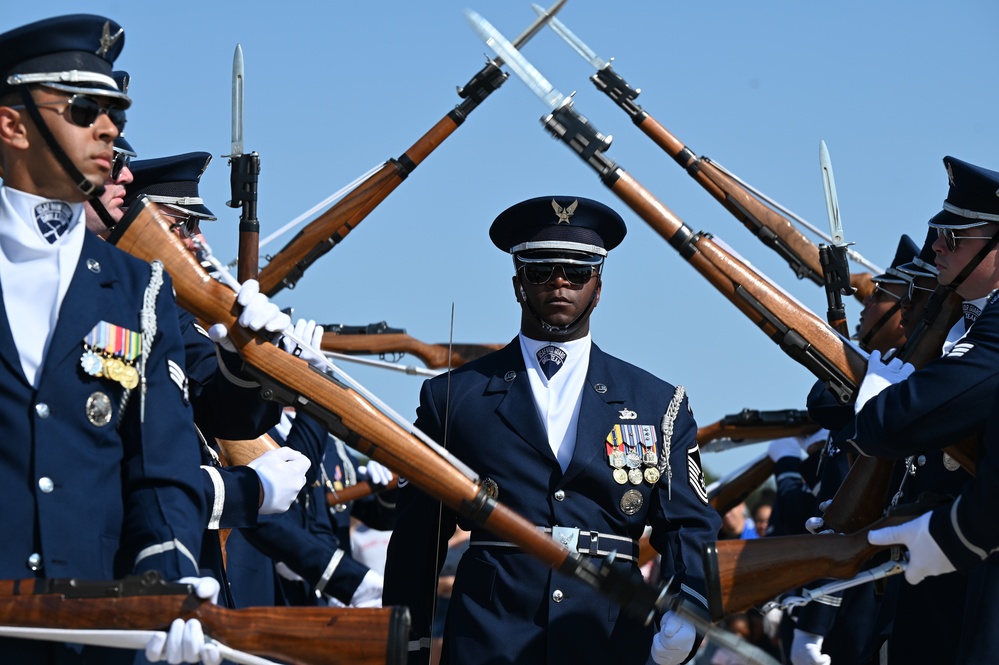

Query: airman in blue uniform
(383, 196), (720, 665)
(0, 15), (205, 664)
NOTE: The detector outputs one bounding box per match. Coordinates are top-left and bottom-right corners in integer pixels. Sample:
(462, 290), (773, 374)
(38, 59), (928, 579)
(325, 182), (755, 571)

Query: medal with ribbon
(606, 425), (628, 484)
(82, 321), (142, 390)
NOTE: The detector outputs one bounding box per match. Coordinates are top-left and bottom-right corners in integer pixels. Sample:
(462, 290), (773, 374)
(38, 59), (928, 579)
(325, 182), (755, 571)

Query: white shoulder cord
(118, 260), (163, 426)
(658, 385), (685, 500)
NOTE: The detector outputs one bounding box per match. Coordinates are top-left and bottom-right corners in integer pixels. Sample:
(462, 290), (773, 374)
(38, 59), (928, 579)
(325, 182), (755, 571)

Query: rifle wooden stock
(597, 80), (872, 302)
(821, 287), (969, 533)
(702, 512), (915, 620)
(214, 433), (279, 468)
(0, 575), (407, 665)
(320, 332), (502, 369)
(593, 163), (868, 404)
(328, 476), (399, 507)
(110, 199), (662, 622)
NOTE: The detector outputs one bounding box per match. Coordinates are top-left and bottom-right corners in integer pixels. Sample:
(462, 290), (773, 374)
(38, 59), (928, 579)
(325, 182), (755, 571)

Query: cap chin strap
(88, 195), (117, 230)
(859, 300), (902, 351)
(519, 274), (599, 337)
(15, 86), (105, 198)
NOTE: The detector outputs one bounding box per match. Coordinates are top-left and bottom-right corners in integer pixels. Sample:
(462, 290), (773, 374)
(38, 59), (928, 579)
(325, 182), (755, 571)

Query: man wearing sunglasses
(384, 196), (720, 665)
(840, 157), (999, 665)
(0, 15), (210, 665)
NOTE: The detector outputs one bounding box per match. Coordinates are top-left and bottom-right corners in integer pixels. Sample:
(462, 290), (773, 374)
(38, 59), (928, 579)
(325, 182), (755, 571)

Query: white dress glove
(280, 318), (327, 370)
(650, 610), (696, 665)
(246, 447), (312, 515)
(767, 436), (806, 462)
(348, 569), (384, 608)
(854, 349), (915, 414)
(274, 561), (306, 583)
(363, 460), (394, 486)
(790, 629), (831, 665)
(145, 577), (221, 665)
(207, 279), (292, 352)
(868, 511), (956, 584)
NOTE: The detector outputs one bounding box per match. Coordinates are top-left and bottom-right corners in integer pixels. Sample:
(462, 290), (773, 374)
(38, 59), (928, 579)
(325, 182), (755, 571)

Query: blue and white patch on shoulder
(946, 342), (975, 358)
(687, 444), (708, 505)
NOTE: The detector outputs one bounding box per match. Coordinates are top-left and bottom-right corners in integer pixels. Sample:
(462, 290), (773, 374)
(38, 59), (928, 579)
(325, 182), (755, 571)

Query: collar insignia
(97, 21), (124, 56)
(552, 199), (578, 224)
(619, 408), (637, 420)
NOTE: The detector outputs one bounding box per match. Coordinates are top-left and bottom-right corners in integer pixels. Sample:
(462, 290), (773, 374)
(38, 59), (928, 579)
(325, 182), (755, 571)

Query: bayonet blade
(464, 9), (565, 110)
(505, 0), (568, 60)
(819, 140), (844, 246)
(230, 44), (244, 157)
(530, 3), (607, 70)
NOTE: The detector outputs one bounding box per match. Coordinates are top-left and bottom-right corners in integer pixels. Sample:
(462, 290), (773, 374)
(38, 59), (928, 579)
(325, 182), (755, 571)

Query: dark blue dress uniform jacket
(383, 341), (720, 665)
(0, 233), (205, 663)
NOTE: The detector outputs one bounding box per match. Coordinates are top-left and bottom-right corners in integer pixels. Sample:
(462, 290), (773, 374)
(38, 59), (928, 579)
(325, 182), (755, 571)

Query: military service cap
(124, 152), (216, 221)
(928, 156), (999, 230)
(875, 234), (919, 285)
(896, 227), (939, 279)
(0, 15), (129, 104)
(490, 195), (626, 259)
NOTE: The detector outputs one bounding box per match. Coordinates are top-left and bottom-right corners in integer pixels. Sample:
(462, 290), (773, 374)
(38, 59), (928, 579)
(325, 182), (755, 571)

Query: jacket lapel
(490, 342), (559, 466)
(41, 234), (120, 378)
(0, 277), (26, 384)
(561, 345), (626, 486)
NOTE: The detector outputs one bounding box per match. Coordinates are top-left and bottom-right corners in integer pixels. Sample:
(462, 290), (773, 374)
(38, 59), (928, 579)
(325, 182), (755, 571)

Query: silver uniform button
(86, 258), (101, 273)
(552, 589), (564, 603)
(35, 403), (50, 419)
(916, 455), (927, 467)
(38, 477), (54, 493)
(554, 490), (565, 502)
(27, 553), (42, 571)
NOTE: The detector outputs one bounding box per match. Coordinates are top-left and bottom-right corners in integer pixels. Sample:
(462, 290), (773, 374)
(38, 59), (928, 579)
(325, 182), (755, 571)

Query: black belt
(470, 526), (640, 563)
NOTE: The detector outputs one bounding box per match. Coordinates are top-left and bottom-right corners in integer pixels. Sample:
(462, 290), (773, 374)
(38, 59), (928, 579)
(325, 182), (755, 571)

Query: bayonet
(817, 140), (854, 337)
(223, 43), (261, 282)
(229, 44), (244, 158)
(530, 3), (606, 70)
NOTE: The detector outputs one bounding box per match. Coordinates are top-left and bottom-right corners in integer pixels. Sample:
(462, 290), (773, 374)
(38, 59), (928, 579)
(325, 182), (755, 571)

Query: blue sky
(7, 1), (998, 477)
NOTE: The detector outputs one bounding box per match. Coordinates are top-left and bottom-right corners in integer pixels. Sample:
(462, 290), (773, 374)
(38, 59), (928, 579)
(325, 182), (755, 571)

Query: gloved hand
(274, 561), (305, 583)
(767, 436), (806, 462)
(145, 577), (221, 664)
(868, 511), (956, 584)
(761, 607), (784, 640)
(805, 500), (834, 535)
(207, 279), (292, 352)
(246, 447), (312, 515)
(790, 629), (831, 665)
(650, 610), (696, 665)
(854, 349), (915, 414)
(363, 459), (394, 486)
(349, 569), (384, 608)
(280, 318), (327, 370)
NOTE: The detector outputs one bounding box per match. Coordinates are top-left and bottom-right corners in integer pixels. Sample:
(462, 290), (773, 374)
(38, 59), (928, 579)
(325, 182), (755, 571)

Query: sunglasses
(160, 210), (200, 236)
(936, 227), (996, 252)
(870, 283), (904, 303)
(518, 262), (598, 285)
(905, 280), (936, 302)
(12, 94), (127, 134)
(111, 150), (131, 181)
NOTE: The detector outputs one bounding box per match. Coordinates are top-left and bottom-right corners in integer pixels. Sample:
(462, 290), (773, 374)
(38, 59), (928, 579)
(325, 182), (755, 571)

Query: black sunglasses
(519, 262), (598, 285)
(13, 94), (127, 134)
(905, 280), (936, 302)
(111, 151), (131, 181)
(936, 227), (995, 252)
(870, 283), (903, 303)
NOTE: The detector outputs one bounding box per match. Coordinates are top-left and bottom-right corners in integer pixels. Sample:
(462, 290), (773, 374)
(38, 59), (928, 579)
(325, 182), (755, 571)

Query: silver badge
(86, 259), (101, 273)
(619, 408), (637, 420)
(594, 383), (608, 394)
(482, 477), (500, 500)
(85, 392), (112, 427)
(504, 371), (517, 382)
(620, 489), (644, 515)
(97, 21), (124, 56)
(552, 199), (579, 224)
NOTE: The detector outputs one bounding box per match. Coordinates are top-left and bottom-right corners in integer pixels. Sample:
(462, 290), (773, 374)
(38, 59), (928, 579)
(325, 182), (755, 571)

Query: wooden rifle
(697, 409), (818, 450)
(225, 44), (261, 283)
(108, 198), (667, 624)
(702, 500), (938, 620)
(546, 36), (875, 301)
(321, 322), (502, 370)
(0, 571), (407, 665)
(255, 0), (567, 297)
(328, 476), (400, 508)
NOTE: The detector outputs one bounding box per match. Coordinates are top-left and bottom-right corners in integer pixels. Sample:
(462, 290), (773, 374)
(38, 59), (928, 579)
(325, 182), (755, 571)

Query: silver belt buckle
(551, 526), (580, 552)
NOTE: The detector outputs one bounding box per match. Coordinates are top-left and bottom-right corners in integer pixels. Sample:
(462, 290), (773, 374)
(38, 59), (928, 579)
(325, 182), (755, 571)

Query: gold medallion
(85, 392), (112, 427)
(620, 489), (644, 515)
(121, 365), (139, 390)
(105, 357), (125, 382)
(612, 468), (628, 485)
(644, 467), (661, 484)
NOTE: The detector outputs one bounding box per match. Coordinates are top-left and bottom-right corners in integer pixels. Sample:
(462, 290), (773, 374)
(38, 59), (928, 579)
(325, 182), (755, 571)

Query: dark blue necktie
(34, 201), (72, 244)
(536, 345), (566, 380)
